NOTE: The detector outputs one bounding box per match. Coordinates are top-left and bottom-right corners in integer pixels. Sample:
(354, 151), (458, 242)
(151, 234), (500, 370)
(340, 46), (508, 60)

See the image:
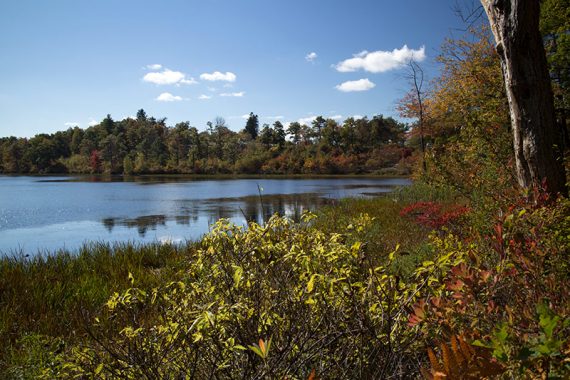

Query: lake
(0, 175), (411, 255)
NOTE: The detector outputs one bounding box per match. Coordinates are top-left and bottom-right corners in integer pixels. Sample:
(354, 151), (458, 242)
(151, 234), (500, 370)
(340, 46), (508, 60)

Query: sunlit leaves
(47, 212), (424, 378)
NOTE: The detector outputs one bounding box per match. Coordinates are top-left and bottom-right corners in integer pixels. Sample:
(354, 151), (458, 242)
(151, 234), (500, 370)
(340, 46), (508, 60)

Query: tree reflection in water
(100, 193), (339, 237)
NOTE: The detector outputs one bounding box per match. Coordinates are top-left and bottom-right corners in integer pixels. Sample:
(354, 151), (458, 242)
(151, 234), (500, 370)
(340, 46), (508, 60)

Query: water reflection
(37, 174), (406, 187)
(100, 193), (339, 236)
(236, 193), (338, 225)
(1, 175), (411, 255)
(102, 217), (115, 232)
(102, 214), (204, 237)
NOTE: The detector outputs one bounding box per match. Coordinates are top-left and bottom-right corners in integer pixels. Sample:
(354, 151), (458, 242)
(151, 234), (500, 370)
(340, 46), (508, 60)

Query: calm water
(0, 175), (410, 255)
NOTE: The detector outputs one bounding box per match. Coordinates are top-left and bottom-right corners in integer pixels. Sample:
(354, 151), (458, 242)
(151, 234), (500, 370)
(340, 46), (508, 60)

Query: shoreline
(0, 172), (412, 180)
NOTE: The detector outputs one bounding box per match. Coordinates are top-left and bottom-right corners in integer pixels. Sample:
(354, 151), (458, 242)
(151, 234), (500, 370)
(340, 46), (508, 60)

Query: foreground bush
(410, 194), (570, 378)
(44, 213), (424, 379)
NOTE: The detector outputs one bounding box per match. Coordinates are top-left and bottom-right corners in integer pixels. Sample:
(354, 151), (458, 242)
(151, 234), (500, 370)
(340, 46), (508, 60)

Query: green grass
(315, 182), (459, 275)
(0, 241), (195, 376)
(316, 197), (425, 255)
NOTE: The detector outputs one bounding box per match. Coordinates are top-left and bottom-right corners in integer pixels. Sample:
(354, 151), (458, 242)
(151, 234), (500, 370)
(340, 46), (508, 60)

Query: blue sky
(0, 0), (463, 137)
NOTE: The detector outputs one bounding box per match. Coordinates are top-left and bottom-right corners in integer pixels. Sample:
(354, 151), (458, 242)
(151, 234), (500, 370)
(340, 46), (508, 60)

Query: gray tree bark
(481, 0), (567, 196)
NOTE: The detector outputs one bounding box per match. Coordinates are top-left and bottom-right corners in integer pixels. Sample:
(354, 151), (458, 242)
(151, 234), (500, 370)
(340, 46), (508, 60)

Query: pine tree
(244, 112), (259, 139)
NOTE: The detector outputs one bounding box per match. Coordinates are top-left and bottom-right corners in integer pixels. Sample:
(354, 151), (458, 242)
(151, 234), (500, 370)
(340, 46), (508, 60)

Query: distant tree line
(0, 109), (413, 175)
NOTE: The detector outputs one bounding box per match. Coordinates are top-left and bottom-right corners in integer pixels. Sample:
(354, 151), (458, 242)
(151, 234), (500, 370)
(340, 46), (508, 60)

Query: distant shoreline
(0, 172), (412, 180)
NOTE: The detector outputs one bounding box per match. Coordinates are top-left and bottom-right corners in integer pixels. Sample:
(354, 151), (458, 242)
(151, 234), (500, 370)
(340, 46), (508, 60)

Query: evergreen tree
(136, 109), (147, 122)
(244, 112), (259, 139)
(287, 122), (302, 145)
(259, 124), (274, 146)
(273, 121), (286, 147)
(311, 116), (326, 142)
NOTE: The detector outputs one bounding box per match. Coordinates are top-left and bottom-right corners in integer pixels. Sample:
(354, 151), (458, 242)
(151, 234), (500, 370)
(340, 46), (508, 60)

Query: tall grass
(315, 182), (460, 276)
(0, 241), (194, 376)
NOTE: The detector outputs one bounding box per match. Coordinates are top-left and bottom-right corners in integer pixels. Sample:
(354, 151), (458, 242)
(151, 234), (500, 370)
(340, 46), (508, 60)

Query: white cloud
(143, 69), (196, 85)
(305, 52), (318, 62)
(335, 45), (426, 73)
(146, 64), (162, 70)
(352, 114), (363, 119)
(88, 119), (98, 127)
(220, 91), (245, 97)
(198, 94), (212, 100)
(298, 116), (317, 125)
(200, 71), (237, 82)
(64, 122), (80, 127)
(180, 78), (198, 85)
(297, 114), (342, 125)
(156, 92), (183, 102)
(335, 78), (376, 92)
(241, 114), (250, 119)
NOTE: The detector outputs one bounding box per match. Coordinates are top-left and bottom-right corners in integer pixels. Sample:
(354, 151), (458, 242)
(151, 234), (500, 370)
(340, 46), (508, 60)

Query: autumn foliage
(409, 193), (570, 378)
(399, 201), (470, 231)
(1, 7), (569, 380)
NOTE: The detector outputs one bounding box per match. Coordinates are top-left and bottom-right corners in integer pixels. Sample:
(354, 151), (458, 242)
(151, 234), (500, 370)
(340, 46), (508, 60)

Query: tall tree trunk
(481, 0), (567, 196)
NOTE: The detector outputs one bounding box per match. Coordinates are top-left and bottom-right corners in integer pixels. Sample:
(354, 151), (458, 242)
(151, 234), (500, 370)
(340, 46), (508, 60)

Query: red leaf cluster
(400, 202), (470, 230)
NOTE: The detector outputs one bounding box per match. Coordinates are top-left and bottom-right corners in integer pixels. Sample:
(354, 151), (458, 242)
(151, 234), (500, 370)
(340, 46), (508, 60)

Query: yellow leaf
(351, 241), (362, 253)
(307, 274), (318, 293)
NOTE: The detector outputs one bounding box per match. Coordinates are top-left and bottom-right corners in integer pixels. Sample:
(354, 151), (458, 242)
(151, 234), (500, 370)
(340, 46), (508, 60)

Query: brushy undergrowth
(41, 213), (427, 379)
(1, 183), (569, 379)
(410, 194), (570, 379)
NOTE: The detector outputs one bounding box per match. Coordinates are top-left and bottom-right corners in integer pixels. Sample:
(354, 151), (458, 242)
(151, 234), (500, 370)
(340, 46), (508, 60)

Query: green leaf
(537, 303), (560, 339)
(472, 339), (490, 348)
(351, 241), (362, 253)
(265, 336), (272, 357)
(248, 344), (264, 359)
(388, 244), (400, 262)
(494, 323), (509, 343)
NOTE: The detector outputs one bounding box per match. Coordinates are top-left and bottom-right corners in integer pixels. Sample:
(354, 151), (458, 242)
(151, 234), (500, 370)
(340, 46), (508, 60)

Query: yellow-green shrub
(45, 213), (424, 379)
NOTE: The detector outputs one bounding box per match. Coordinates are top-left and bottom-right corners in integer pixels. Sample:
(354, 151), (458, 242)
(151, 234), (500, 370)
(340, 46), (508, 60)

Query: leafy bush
(45, 213), (425, 379)
(410, 195), (570, 378)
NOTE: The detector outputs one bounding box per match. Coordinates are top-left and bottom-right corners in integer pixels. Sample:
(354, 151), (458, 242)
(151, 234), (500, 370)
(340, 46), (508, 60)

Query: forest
(0, 112), (412, 175)
(0, 0), (569, 378)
